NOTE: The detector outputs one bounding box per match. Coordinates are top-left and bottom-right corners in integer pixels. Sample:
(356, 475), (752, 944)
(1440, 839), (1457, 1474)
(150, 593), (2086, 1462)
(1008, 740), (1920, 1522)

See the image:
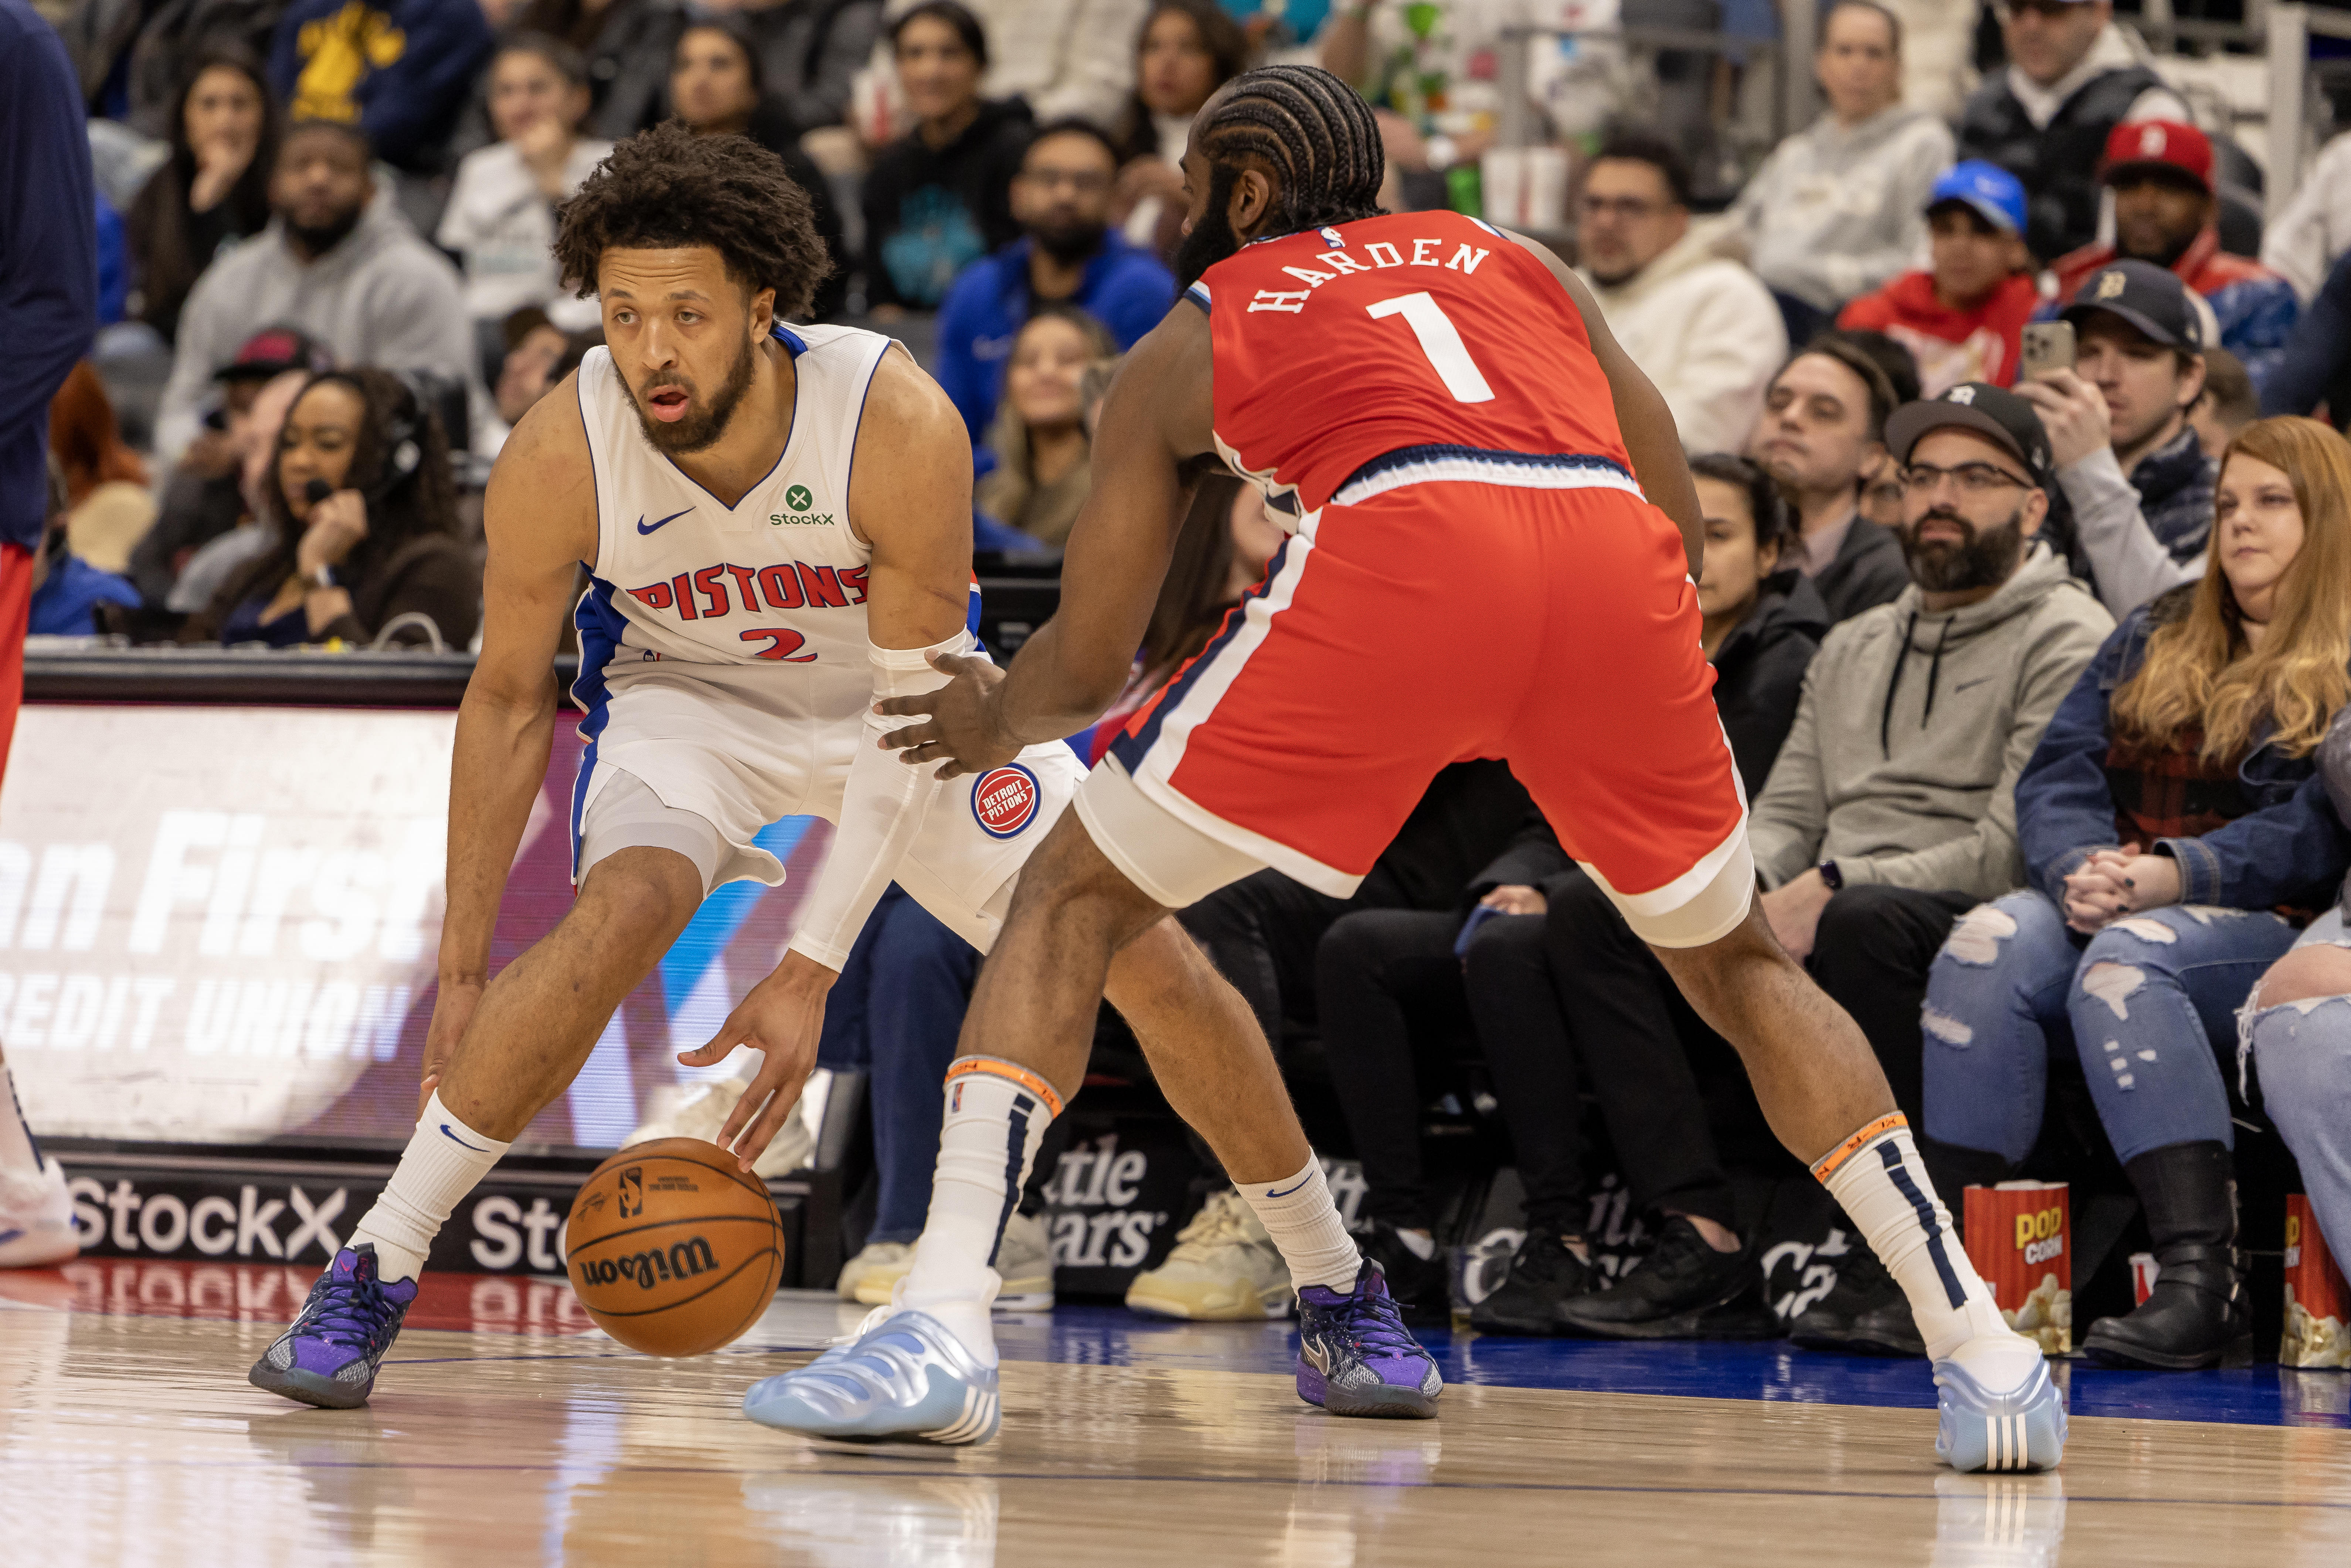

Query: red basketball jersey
(1194, 210), (1632, 514)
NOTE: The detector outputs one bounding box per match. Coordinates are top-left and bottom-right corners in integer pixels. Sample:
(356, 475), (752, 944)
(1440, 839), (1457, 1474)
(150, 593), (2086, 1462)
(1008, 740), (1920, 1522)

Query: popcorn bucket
(2283, 1195), (2351, 1369)
(1963, 1181), (2071, 1353)
(2130, 1252), (2161, 1305)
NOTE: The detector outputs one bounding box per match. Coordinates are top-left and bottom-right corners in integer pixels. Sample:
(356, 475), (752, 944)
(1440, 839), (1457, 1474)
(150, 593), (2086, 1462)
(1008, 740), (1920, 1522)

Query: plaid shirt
(2106, 729), (2250, 850)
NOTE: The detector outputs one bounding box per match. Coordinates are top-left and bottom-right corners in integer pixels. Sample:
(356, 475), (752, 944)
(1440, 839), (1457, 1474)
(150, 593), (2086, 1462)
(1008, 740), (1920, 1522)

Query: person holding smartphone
(2015, 259), (2217, 619)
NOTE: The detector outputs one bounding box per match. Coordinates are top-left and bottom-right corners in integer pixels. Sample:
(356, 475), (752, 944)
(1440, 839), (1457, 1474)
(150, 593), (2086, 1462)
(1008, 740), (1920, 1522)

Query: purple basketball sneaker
(1295, 1260), (1441, 1419)
(248, 1244), (418, 1409)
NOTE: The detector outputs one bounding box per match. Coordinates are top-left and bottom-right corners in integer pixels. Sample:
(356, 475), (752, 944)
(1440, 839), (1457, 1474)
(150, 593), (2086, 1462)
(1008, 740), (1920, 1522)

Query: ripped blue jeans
(2242, 909), (2351, 1268)
(1921, 891), (2299, 1166)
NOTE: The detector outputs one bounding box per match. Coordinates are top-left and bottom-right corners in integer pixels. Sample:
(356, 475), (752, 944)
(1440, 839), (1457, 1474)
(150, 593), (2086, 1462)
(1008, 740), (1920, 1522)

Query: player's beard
(1898, 503), (2028, 592)
(1174, 165), (1244, 293)
(628, 331), (758, 456)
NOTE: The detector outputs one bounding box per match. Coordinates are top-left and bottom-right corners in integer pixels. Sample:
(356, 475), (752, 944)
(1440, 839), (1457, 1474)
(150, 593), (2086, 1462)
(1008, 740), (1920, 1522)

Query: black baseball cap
(1883, 383), (2055, 488)
(2060, 258), (2205, 350)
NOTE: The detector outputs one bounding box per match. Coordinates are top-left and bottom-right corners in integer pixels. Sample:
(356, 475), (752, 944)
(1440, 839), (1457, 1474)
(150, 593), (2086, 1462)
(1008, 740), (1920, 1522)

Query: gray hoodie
(1730, 103), (1953, 312)
(1750, 542), (2115, 899)
(156, 197), (474, 463)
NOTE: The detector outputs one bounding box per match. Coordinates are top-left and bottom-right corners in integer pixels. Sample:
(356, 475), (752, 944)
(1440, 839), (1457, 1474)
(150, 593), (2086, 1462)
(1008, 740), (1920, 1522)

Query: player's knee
(575, 847), (703, 938)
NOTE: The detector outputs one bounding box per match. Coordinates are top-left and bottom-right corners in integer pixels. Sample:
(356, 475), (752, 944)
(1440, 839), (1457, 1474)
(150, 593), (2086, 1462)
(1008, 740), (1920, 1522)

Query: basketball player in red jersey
(748, 67), (2062, 1472)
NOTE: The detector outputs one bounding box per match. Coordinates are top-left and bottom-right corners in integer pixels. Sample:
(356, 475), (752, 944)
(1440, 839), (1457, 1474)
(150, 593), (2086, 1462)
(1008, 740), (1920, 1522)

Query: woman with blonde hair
(1919, 415), (2351, 1372)
(974, 305), (1117, 547)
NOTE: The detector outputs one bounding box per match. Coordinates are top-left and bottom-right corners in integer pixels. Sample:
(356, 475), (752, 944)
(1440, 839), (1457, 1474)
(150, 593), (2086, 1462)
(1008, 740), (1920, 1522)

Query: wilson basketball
(565, 1138), (784, 1357)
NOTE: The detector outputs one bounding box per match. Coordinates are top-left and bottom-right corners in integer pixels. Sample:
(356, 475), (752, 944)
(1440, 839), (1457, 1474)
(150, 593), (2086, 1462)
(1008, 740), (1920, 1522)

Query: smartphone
(2020, 321), (2076, 382)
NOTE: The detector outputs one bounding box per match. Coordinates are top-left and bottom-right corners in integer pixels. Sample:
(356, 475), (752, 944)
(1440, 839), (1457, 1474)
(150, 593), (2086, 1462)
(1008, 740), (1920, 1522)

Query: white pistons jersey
(565, 321), (1081, 942)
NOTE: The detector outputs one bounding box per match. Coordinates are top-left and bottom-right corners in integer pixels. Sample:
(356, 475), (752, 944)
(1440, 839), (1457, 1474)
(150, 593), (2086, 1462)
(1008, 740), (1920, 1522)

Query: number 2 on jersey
(1366, 292), (1495, 404)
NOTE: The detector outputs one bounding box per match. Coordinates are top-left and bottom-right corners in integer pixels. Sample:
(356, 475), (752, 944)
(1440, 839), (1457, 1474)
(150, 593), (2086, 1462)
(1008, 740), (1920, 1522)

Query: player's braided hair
(553, 120), (831, 320)
(1197, 64), (1385, 235)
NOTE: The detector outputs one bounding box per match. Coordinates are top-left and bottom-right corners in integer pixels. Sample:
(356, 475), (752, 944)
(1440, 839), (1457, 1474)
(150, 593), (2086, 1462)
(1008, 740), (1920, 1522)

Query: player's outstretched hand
(419, 978), (483, 1119)
(677, 954), (835, 1172)
(874, 652), (1019, 780)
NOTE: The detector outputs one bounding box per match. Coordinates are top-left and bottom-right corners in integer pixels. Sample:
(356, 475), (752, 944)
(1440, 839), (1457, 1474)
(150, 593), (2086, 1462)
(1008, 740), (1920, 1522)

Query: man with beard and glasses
(154, 121), (474, 465)
(241, 122), (1389, 1426)
(934, 119), (1175, 448)
(1748, 381), (2113, 1357)
(755, 65), (2069, 1473)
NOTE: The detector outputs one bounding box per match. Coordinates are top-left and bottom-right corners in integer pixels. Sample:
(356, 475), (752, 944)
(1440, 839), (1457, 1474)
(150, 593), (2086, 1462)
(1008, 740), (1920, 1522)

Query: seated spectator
(164, 366), (312, 621)
(1467, 456), (1829, 1337)
(2190, 347), (2256, 459)
(2261, 127), (2351, 306)
(967, 0), (1150, 128)
(491, 307), (572, 435)
(667, 18), (849, 320)
(34, 364), (150, 635)
(1753, 384), (2112, 1356)
(133, 327), (333, 615)
(1730, 1), (1951, 349)
(2049, 123), (2297, 392)
(2017, 260), (2217, 621)
(1839, 161), (2039, 398)
(508, 0), (681, 143)
(1109, 0), (1247, 261)
(437, 36), (612, 336)
(124, 48), (279, 346)
(1924, 415), (2351, 1371)
(189, 367), (478, 648)
(1954, 0), (2187, 265)
(1822, 325), (1923, 529)
(155, 121), (473, 465)
(2239, 709), (2351, 1331)
(62, 0), (282, 137)
(935, 120), (1173, 442)
(974, 306), (1115, 546)
(860, 2), (1033, 316)
(269, 0), (493, 172)
(1749, 336), (1910, 623)
(732, 0), (882, 142)
(1575, 131), (1786, 458)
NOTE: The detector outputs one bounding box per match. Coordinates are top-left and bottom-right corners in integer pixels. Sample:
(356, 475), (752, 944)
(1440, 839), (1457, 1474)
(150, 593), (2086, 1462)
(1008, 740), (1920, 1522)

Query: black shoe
(1358, 1221), (1453, 1327)
(1787, 1242), (1925, 1357)
(2082, 1142), (2251, 1371)
(1469, 1229), (1594, 1335)
(1553, 1218), (1780, 1341)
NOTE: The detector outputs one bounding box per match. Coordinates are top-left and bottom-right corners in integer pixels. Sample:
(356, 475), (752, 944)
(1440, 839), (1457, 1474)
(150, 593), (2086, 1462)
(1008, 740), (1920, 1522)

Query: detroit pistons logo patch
(972, 764), (1040, 839)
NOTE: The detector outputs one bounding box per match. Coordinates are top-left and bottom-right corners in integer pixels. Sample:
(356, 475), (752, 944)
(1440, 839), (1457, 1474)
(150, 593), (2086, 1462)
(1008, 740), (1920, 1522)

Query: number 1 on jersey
(1366, 291), (1495, 404)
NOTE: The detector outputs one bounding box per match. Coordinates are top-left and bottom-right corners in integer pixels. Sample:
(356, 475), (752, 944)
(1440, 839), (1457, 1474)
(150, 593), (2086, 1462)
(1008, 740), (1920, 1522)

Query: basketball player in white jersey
(246, 123), (1435, 1421)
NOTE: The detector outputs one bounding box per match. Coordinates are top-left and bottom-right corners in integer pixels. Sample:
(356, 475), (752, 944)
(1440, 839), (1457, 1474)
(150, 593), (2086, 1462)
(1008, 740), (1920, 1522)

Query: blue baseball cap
(1926, 161), (2027, 237)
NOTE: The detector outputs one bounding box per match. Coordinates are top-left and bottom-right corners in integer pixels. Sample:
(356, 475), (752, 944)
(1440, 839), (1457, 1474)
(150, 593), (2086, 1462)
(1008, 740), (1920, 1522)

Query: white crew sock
(1815, 1115), (2028, 1371)
(0, 1059), (43, 1176)
(898, 1058), (1060, 1363)
(1236, 1156), (1362, 1293)
(347, 1091), (512, 1282)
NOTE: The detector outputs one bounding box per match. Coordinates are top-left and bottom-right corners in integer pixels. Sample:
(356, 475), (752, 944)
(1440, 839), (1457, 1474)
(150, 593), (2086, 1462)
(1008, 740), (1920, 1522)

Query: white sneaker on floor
(847, 1213), (1054, 1310)
(1125, 1188), (1293, 1320)
(625, 1065), (816, 1178)
(994, 1209), (1054, 1311)
(841, 1241), (913, 1302)
(0, 1159), (81, 1269)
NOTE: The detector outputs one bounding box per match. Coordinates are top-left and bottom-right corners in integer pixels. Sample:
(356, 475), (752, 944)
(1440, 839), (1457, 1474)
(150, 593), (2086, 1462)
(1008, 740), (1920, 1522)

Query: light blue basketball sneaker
(743, 1307), (1000, 1444)
(1934, 1342), (2067, 1473)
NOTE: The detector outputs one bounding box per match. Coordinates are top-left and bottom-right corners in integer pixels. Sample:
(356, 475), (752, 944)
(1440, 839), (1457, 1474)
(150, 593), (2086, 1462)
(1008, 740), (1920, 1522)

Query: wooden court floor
(3, 1271), (2349, 1567)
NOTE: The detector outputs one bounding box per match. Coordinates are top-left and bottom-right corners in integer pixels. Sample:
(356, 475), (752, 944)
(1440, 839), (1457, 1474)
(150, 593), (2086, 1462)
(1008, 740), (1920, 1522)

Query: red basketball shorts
(1074, 475), (1755, 947)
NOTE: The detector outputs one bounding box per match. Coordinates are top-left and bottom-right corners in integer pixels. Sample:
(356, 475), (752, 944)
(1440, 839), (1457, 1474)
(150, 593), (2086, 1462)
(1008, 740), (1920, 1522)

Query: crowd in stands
(13, 0), (2351, 1378)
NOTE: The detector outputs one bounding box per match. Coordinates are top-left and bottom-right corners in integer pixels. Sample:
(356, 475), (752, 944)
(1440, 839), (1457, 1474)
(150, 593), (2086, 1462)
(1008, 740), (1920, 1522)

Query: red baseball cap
(2101, 120), (2214, 193)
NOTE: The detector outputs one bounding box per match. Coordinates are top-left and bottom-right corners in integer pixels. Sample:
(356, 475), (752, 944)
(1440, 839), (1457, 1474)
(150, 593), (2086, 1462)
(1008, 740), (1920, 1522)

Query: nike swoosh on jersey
(441, 1123), (492, 1152)
(636, 507), (692, 535)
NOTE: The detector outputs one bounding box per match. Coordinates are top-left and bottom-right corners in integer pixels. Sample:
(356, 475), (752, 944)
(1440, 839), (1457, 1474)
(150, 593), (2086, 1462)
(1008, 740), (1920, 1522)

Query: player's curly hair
(553, 120), (832, 320)
(1197, 64), (1385, 235)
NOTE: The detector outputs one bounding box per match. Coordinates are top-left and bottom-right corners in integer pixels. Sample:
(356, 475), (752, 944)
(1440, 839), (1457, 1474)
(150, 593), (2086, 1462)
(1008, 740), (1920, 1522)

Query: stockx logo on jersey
(625, 559), (869, 661)
(770, 485), (836, 526)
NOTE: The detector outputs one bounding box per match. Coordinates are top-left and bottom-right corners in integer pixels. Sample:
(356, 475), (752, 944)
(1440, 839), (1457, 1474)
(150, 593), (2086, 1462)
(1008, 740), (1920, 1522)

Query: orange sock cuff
(1810, 1112), (1908, 1182)
(945, 1056), (1065, 1121)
